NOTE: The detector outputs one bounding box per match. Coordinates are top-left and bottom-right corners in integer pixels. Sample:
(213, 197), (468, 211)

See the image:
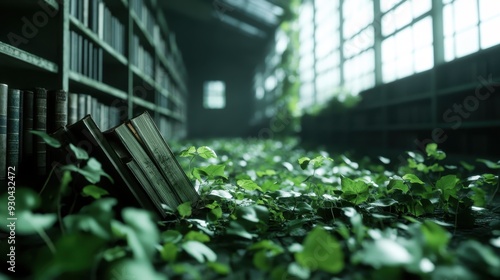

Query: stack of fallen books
(53, 111), (199, 218)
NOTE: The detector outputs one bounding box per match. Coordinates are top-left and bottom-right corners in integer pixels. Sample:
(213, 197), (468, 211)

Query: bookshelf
(0, 0), (187, 139)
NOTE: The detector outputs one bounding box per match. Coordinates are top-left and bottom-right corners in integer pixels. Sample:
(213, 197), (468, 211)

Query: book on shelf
(7, 88), (21, 171)
(0, 84), (7, 180)
(51, 111), (198, 218)
(22, 90), (34, 174)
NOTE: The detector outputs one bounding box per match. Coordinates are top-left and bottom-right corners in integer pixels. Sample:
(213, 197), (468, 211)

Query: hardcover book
(50, 112), (198, 218)
(52, 115), (159, 216)
(34, 87), (47, 176)
(7, 88), (21, 169)
(0, 83), (7, 180)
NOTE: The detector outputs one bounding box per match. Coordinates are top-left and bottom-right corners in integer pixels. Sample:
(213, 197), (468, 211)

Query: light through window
(203, 81), (226, 109)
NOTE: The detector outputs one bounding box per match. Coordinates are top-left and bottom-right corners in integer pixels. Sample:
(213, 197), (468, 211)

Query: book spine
(7, 89), (21, 170)
(48, 90), (68, 133)
(34, 87), (47, 176)
(68, 92), (78, 125)
(77, 93), (86, 119)
(21, 90), (34, 174)
(0, 84), (7, 180)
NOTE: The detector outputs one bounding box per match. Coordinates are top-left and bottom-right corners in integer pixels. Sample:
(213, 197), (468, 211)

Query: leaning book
(51, 112), (199, 218)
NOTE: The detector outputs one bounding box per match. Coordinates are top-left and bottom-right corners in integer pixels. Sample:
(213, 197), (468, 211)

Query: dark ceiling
(160, 0), (287, 75)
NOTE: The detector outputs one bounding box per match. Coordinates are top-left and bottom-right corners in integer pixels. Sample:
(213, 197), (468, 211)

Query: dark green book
(104, 122), (181, 211)
(129, 111), (200, 204)
(7, 88), (21, 169)
(34, 87), (47, 176)
(0, 83), (7, 180)
(53, 115), (159, 216)
(21, 90), (34, 174)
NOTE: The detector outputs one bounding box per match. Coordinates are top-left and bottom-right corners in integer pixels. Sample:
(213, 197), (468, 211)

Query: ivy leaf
(177, 202), (192, 218)
(207, 262), (231, 275)
(255, 250), (274, 271)
(160, 243), (178, 262)
(436, 175), (459, 200)
(197, 164), (227, 180)
(356, 238), (413, 268)
(341, 177), (369, 204)
(69, 143), (89, 160)
(460, 161), (475, 172)
(402, 174), (425, 185)
(426, 143), (446, 160)
(421, 220), (450, 253)
(298, 157), (311, 170)
(310, 155), (332, 169)
(197, 146), (217, 159)
(388, 179), (409, 193)
(121, 208), (160, 261)
(184, 231), (211, 243)
(477, 159), (500, 169)
(341, 177), (369, 194)
(180, 146), (196, 157)
(237, 179), (262, 191)
(17, 211), (57, 235)
(226, 221), (256, 239)
(161, 230), (183, 244)
(295, 227), (344, 273)
(30, 130), (61, 148)
(81, 185), (109, 199)
(182, 241), (217, 263)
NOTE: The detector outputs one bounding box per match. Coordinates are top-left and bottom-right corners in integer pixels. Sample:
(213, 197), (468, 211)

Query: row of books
(131, 0), (156, 34)
(70, 30), (104, 82)
(0, 83), (121, 180)
(131, 34), (154, 78)
(70, 0), (126, 55)
(52, 111), (198, 218)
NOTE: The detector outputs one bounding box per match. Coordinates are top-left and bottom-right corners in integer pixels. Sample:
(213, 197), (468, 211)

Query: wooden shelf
(69, 71), (127, 100)
(69, 16), (127, 65)
(131, 65), (156, 88)
(0, 41), (58, 73)
(132, 96), (155, 111)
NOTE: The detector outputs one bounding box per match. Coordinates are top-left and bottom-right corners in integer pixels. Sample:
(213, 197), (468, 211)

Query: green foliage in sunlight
(4, 138), (500, 280)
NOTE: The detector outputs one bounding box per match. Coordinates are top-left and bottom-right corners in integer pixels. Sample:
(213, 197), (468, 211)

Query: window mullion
(432, 0), (445, 65)
(373, 0), (383, 85)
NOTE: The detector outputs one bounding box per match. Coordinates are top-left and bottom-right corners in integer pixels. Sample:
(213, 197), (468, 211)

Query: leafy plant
(3, 137), (500, 280)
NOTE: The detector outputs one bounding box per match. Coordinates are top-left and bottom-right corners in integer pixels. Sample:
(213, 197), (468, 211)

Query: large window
(381, 0), (433, 82)
(203, 81), (226, 109)
(342, 0), (375, 94)
(295, 0), (500, 109)
(443, 0), (500, 61)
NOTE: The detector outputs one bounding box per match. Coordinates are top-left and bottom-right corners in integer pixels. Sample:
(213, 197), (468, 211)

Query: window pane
(479, 0), (500, 21)
(455, 27), (479, 57)
(443, 4), (454, 36)
(414, 45), (434, 72)
(412, 0), (431, 18)
(480, 16), (500, 49)
(382, 10), (397, 36)
(454, 0), (478, 31)
(382, 35), (396, 62)
(394, 1), (412, 29)
(413, 16), (433, 49)
(204, 81), (226, 109)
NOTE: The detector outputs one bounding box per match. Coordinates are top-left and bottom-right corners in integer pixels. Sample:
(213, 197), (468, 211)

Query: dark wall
(187, 57), (255, 138)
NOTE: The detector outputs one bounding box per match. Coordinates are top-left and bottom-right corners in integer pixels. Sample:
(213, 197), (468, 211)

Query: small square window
(203, 81), (226, 109)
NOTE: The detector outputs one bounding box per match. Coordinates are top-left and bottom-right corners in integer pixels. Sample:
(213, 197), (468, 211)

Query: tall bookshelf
(0, 0), (187, 138)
